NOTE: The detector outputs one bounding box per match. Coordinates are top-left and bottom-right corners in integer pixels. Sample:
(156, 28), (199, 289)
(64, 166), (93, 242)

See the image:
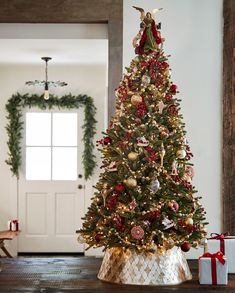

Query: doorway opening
(0, 23), (108, 254)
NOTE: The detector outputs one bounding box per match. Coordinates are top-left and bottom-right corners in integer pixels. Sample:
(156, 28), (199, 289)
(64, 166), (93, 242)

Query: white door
(18, 109), (85, 252)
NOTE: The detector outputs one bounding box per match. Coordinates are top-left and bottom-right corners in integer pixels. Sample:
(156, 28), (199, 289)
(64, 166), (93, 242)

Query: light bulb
(44, 81), (49, 100)
(44, 90), (49, 100)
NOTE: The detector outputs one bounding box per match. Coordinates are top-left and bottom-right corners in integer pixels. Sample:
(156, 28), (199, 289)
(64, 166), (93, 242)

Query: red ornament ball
(172, 201), (179, 211)
(181, 242), (191, 252)
(168, 201), (179, 212)
(103, 136), (111, 145)
(170, 84), (177, 93)
(95, 234), (102, 242)
(114, 184), (125, 193)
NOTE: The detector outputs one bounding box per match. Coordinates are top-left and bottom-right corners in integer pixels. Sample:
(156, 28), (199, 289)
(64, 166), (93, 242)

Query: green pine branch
(5, 93), (97, 180)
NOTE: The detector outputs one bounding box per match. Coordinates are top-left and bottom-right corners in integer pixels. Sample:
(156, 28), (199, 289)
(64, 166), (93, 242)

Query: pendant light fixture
(43, 57), (50, 100)
(26, 57), (68, 100)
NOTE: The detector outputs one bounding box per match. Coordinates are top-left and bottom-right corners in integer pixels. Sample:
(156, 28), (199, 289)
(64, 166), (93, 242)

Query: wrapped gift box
(207, 233), (235, 273)
(7, 219), (19, 231)
(199, 252), (228, 285)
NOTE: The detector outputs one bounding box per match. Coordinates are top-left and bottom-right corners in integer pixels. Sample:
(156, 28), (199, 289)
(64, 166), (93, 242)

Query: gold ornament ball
(185, 217), (194, 226)
(131, 94), (142, 106)
(128, 152), (138, 161)
(182, 174), (191, 182)
(125, 177), (137, 188)
(176, 149), (187, 159)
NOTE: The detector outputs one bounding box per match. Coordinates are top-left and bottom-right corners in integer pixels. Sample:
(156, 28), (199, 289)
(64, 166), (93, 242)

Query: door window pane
(52, 113), (77, 146)
(26, 147), (51, 180)
(25, 112), (78, 181)
(26, 113), (51, 146)
(52, 147), (77, 180)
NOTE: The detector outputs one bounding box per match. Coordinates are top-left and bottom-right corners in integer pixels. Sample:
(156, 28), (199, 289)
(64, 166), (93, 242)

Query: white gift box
(207, 236), (235, 273)
(7, 219), (19, 231)
(199, 254), (228, 285)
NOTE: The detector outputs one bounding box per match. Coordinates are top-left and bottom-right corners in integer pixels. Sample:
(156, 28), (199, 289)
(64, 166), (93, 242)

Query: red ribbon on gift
(200, 252), (225, 285)
(208, 232), (234, 255)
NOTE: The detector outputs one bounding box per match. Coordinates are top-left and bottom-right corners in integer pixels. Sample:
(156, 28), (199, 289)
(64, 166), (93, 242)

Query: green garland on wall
(5, 93), (97, 180)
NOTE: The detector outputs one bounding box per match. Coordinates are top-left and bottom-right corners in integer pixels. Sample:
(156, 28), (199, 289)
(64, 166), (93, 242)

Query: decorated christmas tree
(78, 7), (207, 285)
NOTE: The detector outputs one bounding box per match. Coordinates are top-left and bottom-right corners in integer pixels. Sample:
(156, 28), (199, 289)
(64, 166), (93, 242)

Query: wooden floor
(0, 257), (234, 292)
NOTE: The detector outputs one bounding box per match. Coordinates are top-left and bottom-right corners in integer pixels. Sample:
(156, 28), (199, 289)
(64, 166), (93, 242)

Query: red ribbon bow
(210, 232), (229, 239)
(201, 252), (225, 265)
(200, 251), (225, 285)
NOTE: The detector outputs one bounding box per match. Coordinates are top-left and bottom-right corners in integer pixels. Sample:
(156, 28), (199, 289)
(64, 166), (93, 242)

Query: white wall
(0, 63), (107, 255)
(123, 0), (223, 258)
(0, 24), (108, 39)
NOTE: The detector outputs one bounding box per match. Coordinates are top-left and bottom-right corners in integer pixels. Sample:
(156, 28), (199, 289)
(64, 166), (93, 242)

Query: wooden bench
(0, 230), (20, 258)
